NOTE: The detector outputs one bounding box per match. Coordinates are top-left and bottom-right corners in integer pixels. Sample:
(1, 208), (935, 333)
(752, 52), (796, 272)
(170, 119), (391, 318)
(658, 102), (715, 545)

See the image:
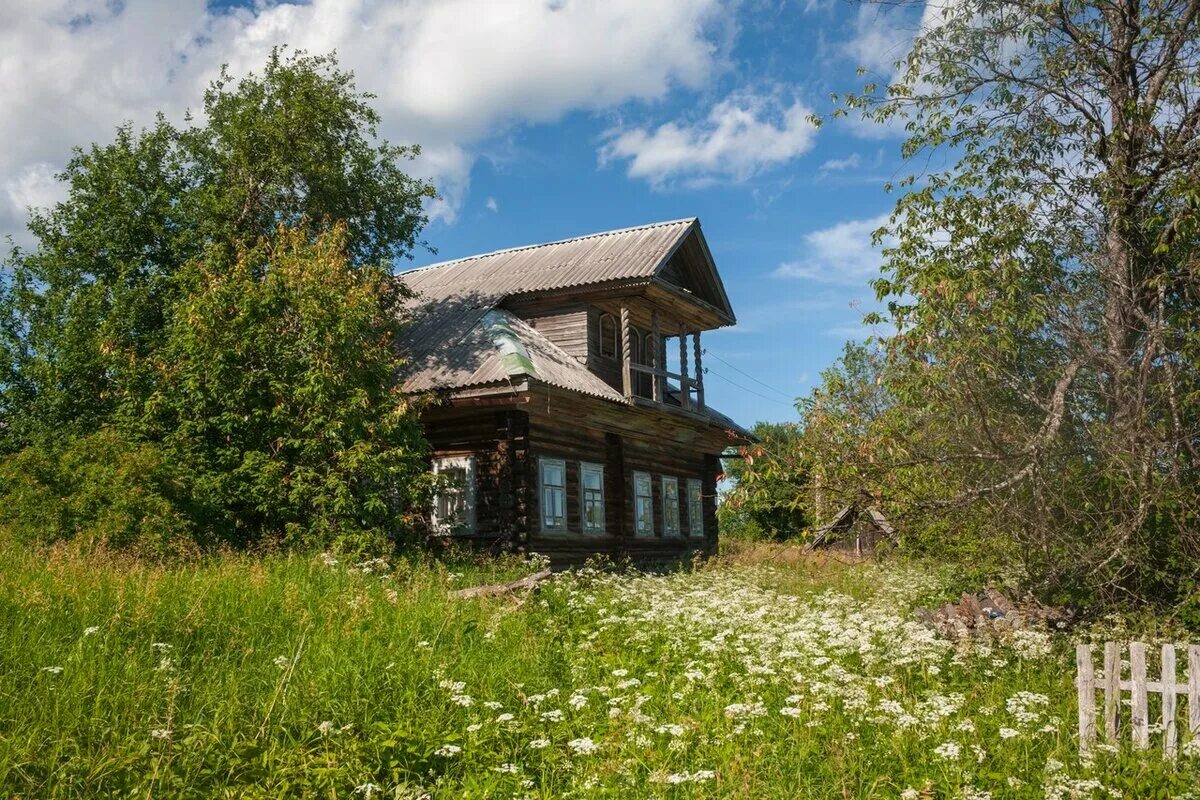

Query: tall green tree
(843, 0), (1200, 601)
(0, 50), (435, 552)
(2, 48), (434, 450)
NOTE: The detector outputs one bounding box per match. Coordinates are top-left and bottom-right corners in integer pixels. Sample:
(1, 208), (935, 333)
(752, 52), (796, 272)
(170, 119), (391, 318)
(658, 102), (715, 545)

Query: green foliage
(822, 0), (1200, 604)
(150, 226), (429, 550)
(720, 421), (811, 540)
(0, 429), (192, 556)
(0, 49), (435, 553)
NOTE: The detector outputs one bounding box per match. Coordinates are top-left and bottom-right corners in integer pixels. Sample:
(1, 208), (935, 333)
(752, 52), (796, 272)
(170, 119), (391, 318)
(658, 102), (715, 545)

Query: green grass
(0, 541), (1196, 798)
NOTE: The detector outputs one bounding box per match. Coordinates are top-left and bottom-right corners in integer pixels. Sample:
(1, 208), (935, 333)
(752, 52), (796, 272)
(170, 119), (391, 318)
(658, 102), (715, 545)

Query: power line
(704, 367), (797, 407)
(703, 349), (796, 401)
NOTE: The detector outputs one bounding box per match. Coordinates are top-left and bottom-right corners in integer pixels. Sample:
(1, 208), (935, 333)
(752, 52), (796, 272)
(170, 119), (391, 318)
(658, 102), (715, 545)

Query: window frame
(661, 476), (681, 536)
(597, 313), (617, 359)
(579, 461), (605, 534)
(687, 478), (704, 537)
(633, 471), (655, 537)
(539, 456), (569, 534)
(431, 455), (476, 535)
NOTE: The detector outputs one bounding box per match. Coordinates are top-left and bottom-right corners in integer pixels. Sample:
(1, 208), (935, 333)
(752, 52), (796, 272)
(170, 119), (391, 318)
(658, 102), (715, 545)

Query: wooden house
(396, 218), (750, 565)
(806, 502), (898, 556)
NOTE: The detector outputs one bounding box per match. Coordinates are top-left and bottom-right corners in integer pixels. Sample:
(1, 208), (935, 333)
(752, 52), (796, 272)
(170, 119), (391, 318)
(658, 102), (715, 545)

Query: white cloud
(599, 89), (816, 189)
(841, 2), (917, 76)
(773, 212), (892, 284)
(485, 196), (498, 213)
(817, 153), (861, 174)
(0, 0), (733, 242)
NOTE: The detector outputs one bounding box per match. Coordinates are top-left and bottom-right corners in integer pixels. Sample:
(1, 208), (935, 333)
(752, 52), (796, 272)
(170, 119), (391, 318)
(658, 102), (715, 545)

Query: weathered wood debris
(915, 587), (1070, 641)
(451, 568), (553, 600)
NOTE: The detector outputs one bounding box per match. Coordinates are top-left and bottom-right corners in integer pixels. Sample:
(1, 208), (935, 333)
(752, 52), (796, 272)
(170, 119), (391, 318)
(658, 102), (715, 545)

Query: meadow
(1, 541), (1197, 798)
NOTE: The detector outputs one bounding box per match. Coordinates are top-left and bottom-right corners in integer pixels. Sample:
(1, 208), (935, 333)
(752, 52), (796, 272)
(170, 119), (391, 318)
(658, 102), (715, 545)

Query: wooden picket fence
(1076, 641), (1200, 757)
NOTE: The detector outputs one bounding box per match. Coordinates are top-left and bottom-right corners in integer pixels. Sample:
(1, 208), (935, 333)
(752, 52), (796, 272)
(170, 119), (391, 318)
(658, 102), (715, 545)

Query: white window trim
(431, 455), (476, 535)
(539, 457), (569, 534)
(661, 476), (681, 537)
(633, 471), (655, 537)
(687, 478), (704, 537)
(579, 461), (605, 534)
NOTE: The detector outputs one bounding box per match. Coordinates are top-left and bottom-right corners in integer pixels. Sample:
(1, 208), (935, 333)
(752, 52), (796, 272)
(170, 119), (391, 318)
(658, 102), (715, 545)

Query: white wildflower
(933, 741), (961, 761)
(568, 737), (598, 755)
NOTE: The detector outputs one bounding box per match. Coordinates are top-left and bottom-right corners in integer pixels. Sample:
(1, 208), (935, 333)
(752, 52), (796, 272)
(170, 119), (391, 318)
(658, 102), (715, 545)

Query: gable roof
(395, 219), (748, 438)
(399, 218), (734, 322)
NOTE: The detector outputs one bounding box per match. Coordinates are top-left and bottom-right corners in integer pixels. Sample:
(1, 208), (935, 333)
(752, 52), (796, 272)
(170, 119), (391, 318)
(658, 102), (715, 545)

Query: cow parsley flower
(568, 737), (598, 755)
(933, 741), (961, 761)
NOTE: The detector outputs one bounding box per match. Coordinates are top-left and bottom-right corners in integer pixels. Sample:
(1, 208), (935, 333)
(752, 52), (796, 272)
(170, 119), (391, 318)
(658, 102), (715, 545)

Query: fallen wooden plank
(451, 569), (553, 599)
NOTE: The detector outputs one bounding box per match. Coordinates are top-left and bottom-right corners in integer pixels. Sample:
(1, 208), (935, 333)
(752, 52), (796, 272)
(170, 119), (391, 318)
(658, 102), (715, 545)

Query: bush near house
(0, 50), (435, 553)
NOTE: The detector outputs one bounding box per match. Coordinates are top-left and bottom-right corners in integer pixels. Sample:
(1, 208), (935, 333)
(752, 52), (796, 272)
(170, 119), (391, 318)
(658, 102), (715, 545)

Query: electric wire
(702, 348), (797, 401)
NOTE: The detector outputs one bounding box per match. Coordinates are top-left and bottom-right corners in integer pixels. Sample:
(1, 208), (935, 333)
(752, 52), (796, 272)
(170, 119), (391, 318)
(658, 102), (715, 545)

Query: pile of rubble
(915, 587), (1070, 642)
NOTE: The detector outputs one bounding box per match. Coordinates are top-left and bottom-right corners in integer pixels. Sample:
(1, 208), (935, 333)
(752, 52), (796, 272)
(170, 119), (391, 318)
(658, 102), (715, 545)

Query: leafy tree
(840, 0), (1200, 602)
(0, 50), (435, 552)
(721, 421), (812, 540)
(149, 225), (429, 550)
(2, 48), (434, 449)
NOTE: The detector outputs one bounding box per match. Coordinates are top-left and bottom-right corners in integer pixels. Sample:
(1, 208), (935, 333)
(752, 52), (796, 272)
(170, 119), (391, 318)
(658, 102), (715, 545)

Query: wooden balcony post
(620, 306), (632, 400)
(651, 310), (663, 402)
(679, 328), (690, 410)
(692, 332), (704, 410)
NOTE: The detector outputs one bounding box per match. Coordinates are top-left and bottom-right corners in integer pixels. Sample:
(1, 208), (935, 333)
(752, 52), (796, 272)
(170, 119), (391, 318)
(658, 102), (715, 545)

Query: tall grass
(0, 542), (1195, 798)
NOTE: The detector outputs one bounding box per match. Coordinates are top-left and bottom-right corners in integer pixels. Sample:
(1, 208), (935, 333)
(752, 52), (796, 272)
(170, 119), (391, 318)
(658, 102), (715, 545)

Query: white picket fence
(1076, 641), (1200, 757)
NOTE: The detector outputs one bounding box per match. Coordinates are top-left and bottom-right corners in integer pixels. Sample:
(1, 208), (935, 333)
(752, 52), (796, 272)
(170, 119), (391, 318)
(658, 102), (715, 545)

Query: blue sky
(0, 0), (928, 427)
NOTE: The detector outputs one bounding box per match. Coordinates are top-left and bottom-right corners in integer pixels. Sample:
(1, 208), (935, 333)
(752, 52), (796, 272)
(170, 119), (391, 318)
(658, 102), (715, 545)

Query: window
(633, 471), (654, 536)
(661, 476), (680, 536)
(432, 456), (475, 534)
(580, 462), (605, 533)
(540, 457), (567, 532)
(598, 313), (617, 359)
(687, 478), (703, 537)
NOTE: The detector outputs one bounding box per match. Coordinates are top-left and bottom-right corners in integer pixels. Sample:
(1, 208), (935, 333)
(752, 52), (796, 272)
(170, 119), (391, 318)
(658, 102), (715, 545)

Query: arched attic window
(598, 313), (617, 359)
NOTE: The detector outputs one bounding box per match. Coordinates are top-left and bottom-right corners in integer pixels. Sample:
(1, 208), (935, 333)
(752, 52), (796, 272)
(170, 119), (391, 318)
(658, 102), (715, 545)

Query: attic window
(598, 313), (617, 359)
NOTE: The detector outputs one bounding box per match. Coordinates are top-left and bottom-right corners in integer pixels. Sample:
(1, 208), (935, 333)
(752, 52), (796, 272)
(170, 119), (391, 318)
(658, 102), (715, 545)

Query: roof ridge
(398, 217), (697, 276)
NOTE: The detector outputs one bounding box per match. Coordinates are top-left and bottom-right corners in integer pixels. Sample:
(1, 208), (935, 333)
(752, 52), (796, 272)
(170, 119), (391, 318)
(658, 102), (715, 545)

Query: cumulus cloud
(773, 212), (893, 284)
(0, 0), (733, 241)
(599, 89), (816, 189)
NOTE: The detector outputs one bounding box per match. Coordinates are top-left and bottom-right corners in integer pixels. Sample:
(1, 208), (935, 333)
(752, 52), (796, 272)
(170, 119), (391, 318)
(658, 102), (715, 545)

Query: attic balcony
(617, 304), (707, 413)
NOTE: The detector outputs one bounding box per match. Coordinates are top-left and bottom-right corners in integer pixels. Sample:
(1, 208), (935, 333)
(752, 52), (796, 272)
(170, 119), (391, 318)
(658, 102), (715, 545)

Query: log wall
(423, 389), (728, 566)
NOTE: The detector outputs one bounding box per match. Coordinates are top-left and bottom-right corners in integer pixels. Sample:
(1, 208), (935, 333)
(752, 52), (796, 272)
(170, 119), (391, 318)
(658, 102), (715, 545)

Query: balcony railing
(618, 304), (706, 412)
(627, 362), (704, 411)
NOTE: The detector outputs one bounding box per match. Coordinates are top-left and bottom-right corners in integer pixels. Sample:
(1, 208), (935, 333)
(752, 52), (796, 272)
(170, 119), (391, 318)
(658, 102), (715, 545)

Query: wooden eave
(649, 218), (736, 326)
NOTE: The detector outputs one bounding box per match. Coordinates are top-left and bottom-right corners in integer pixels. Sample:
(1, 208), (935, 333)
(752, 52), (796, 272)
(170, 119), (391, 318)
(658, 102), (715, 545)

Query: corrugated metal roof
(400, 218), (696, 303)
(399, 308), (626, 403)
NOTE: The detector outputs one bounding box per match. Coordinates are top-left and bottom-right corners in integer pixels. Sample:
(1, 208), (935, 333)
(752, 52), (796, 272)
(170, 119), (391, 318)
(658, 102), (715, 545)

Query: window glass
(432, 456), (475, 534)
(687, 478), (703, 536)
(662, 477), (680, 536)
(634, 471), (654, 536)
(598, 314), (617, 359)
(541, 457), (567, 531)
(580, 462), (605, 533)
